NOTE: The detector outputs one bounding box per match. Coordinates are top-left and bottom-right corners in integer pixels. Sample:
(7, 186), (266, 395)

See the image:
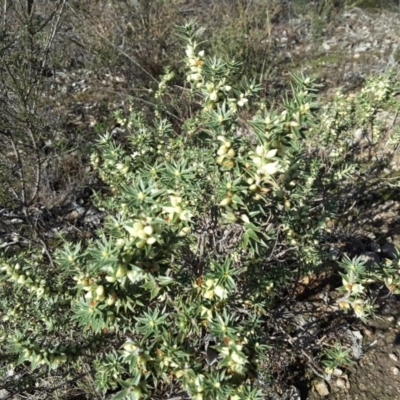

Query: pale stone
(333, 368), (343, 377)
(336, 378), (346, 388)
(315, 380), (330, 397)
(0, 389), (10, 400)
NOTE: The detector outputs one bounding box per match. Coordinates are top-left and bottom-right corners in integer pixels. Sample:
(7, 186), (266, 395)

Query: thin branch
(7, 133), (26, 204)
(1, 0), (6, 31)
(66, 1), (159, 84)
(41, 0), (67, 70)
(25, 126), (40, 206)
(21, 206), (56, 270)
(129, 95), (182, 122)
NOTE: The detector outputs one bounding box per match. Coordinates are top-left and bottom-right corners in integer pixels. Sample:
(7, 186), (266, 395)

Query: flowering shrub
(0, 20), (399, 399)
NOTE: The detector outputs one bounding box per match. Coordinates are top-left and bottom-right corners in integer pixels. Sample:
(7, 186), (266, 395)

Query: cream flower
(209, 91), (218, 102)
(258, 160), (280, 176)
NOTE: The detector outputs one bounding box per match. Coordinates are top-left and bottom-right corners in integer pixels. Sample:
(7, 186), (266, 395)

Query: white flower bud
(116, 238), (125, 247)
(241, 214), (250, 223)
(185, 46), (194, 58)
(136, 240), (146, 249)
(266, 149), (278, 158)
(219, 197), (232, 206)
(210, 91), (218, 102)
(252, 156), (262, 166)
(216, 155), (225, 165)
(255, 145), (265, 156)
(143, 226), (154, 236)
(237, 97), (248, 107)
(137, 230), (148, 240)
(190, 73), (202, 82)
(96, 285), (105, 297)
(259, 161), (280, 175)
(217, 145), (228, 156)
(146, 237), (156, 245)
(206, 82), (214, 92)
(116, 266), (127, 278)
(249, 184), (258, 192)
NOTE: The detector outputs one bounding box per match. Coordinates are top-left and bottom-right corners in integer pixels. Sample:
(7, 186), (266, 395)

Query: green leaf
(112, 389), (130, 400)
(242, 232), (250, 248)
(232, 194), (244, 205)
(246, 229), (260, 242)
(156, 276), (175, 287)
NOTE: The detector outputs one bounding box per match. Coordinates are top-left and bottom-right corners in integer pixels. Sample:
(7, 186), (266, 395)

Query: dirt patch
(307, 302), (400, 400)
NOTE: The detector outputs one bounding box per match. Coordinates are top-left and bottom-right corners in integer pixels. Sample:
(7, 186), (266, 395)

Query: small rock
(352, 330), (363, 340)
(369, 242), (381, 253)
(358, 252), (380, 267)
(333, 368), (343, 377)
(382, 243), (397, 260)
(363, 326), (376, 337)
(353, 128), (365, 143)
(366, 232), (376, 240)
(329, 246), (340, 260)
(322, 42), (331, 51)
(315, 380), (330, 397)
(393, 367), (399, 375)
(389, 353), (398, 361)
(335, 378), (346, 389)
(354, 44), (370, 53)
(380, 303), (393, 315)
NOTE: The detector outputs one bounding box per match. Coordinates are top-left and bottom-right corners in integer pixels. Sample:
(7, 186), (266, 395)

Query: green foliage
(371, 249), (400, 294)
(1, 19), (399, 399)
(321, 344), (354, 374)
(335, 255), (376, 322)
